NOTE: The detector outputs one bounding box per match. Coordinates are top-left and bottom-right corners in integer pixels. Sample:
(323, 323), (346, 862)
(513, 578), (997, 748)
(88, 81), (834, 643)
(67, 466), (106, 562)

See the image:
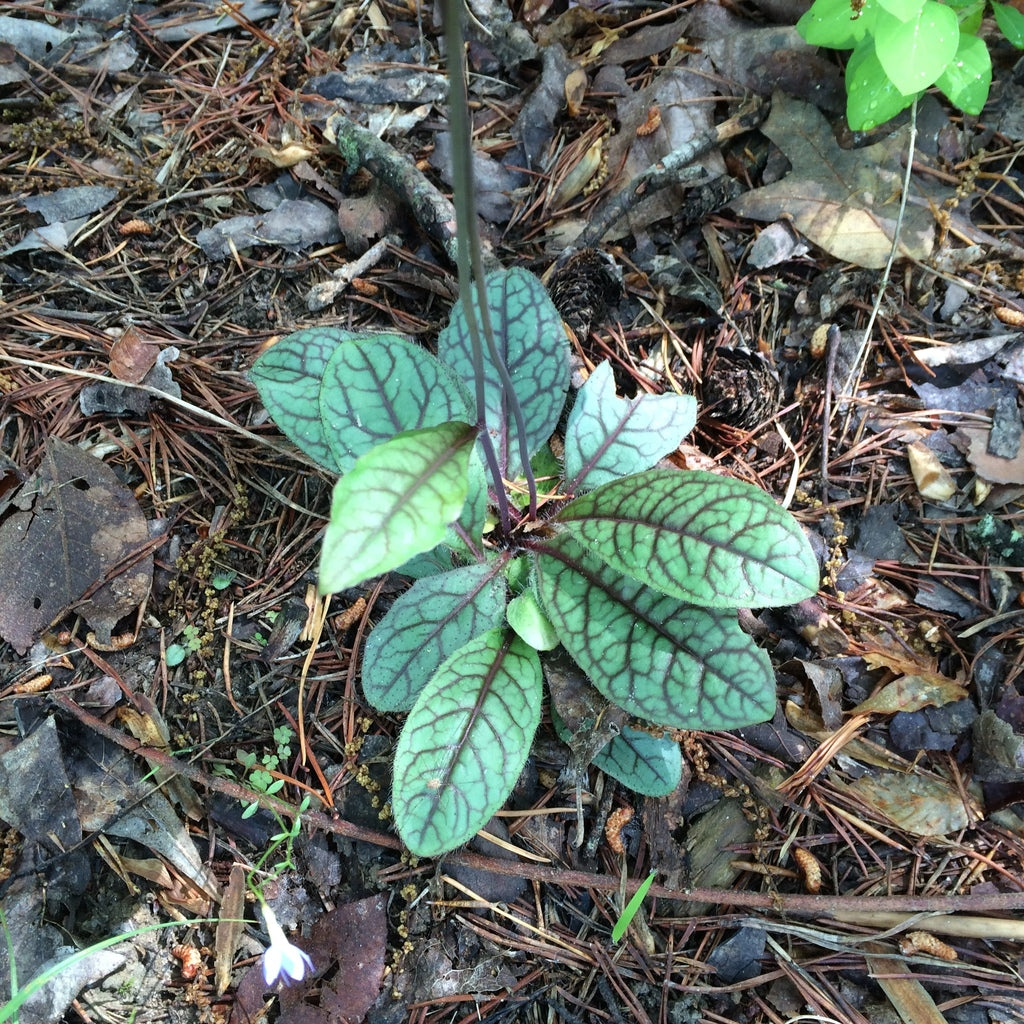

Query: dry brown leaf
(906, 440), (956, 501)
(216, 864), (246, 996)
(731, 93), (936, 269)
(108, 325), (161, 383)
(852, 674), (968, 716)
(846, 770), (977, 837)
(0, 438), (152, 653)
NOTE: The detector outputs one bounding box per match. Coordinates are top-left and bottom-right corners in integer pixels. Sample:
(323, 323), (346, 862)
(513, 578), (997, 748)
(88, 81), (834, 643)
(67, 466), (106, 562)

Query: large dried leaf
(845, 770), (977, 836)
(0, 438), (152, 653)
(730, 93), (936, 269)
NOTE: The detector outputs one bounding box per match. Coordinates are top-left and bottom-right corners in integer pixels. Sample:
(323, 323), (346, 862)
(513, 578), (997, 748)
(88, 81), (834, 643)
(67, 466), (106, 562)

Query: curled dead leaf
(906, 441), (956, 501)
(605, 806), (633, 855)
(251, 143), (316, 168)
(899, 930), (957, 961)
(171, 944), (204, 979)
(636, 105), (661, 137)
(564, 67), (587, 117)
(552, 137), (603, 207)
(792, 847), (823, 893)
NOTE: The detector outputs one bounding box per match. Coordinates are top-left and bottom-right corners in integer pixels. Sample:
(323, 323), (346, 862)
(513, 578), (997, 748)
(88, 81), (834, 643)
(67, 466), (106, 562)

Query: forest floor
(2, 0), (1024, 1022)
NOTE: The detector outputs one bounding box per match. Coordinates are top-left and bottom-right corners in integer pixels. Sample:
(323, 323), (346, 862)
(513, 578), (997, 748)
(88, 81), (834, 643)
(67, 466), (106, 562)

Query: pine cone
(548, 249), (623, 340)
(702, 348), (780, 429)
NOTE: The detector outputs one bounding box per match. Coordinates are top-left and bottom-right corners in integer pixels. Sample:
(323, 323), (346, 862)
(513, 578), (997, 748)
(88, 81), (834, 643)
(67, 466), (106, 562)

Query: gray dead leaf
(79, 346), (181, 416)
(747, 220), (809, 268)
(0, 717), (83, 850)
(139, 0), (278, 42)
(431, 133), (516, 223)
(507, 44), (575, 177)
(915, 332), (1020, 368)
(690, 4), (843, 112)
(18, 949), (125, 1024)
(306, 47), (447, 105)
(24, 185), (118, 224)
(5, 186), (118, 255)
(0, 15), (72, 62)
(0, 888), (65, 1024)
(602, 60), (724, 239)
(196, 198), (341, 258)
(3, 220), (82, 256)
(71, 732), (219, 899)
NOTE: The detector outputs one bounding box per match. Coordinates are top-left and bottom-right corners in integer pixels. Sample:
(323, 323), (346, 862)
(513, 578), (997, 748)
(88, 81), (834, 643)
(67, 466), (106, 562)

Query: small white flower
(260, 903), (313, 987)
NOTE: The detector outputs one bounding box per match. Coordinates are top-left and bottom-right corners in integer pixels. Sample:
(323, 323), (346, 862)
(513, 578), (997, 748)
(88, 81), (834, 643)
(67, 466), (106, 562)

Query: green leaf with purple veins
(319, 421), (476, 594)
(250, 326), (353, 472)
(555, 469), (818, 609)
(320, 334), (471, 473)
(393, 629), (542, 858)
(362, 562), (509, 712)
(438, 267), (569, 478)
(564, 361), (696, 491)
(533, 534), (777, 730)
(551, 706), (682, 797)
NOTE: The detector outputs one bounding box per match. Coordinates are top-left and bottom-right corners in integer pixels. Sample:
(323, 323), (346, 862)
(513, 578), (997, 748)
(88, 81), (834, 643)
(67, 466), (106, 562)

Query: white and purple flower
(260, 903), (313, 987)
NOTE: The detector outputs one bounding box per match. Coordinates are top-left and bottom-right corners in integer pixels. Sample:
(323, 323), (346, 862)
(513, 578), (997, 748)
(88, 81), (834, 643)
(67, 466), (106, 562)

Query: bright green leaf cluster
(797, 0), (1006, 130)
(250, 266), (819, 859)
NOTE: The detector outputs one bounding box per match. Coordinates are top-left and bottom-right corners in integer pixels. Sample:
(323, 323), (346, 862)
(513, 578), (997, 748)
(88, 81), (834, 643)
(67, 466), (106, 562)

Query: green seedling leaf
(611, 871), (656, 943)
(251, 326), (351, 471)
(320, 334), (471, 473)
(392, 629), (543, 858)
(165, 644), (187, 667)
(874, 1), (959, 95)
(551, 707), (681, 797)
(846, 37), (917, 130)
(438, 267), (569, 478)
(534, 534), (777, 730)
(362, 562), (509, 711)
(320, 421), (476, 594)
(935, 32), (991, 115)
(564, 361), (696, 491)
(506, 587), (559, 651)
(555, 469), (818, 609)
(993, 1), (1024, 47)
(797, 0), (878, 48)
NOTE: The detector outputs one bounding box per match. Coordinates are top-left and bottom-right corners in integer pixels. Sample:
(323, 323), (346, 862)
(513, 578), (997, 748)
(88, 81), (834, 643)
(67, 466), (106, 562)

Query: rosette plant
(250, 3), (819, 859)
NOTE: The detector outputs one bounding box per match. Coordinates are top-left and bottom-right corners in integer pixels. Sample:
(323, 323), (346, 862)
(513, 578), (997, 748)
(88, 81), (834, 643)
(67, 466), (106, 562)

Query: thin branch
(577, 98), (767, 248)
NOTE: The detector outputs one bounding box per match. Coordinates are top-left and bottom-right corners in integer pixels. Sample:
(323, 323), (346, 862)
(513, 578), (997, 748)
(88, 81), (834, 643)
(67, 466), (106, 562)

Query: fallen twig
(49, 695), (1024, 921)
(577, 98), (768, 248)
(323, 111), (465, 268)
(306, 234), (400, 311)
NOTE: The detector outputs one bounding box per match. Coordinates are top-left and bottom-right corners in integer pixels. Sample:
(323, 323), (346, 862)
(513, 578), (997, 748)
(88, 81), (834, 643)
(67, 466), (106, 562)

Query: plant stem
(440, 0), (538, 522)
